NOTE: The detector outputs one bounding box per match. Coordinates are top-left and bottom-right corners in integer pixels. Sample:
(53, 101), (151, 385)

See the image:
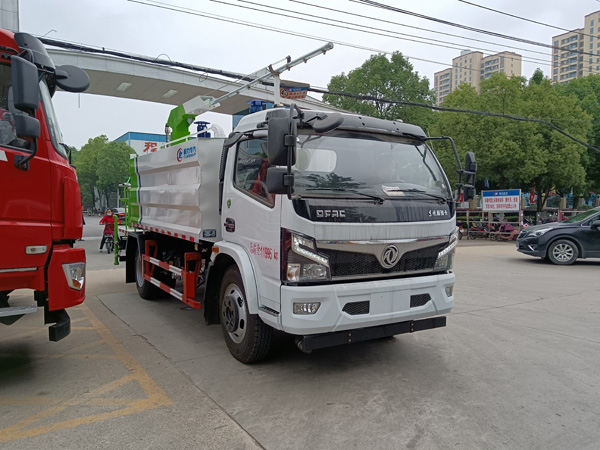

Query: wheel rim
(222, 283), (247, 344)
(552, 243), (575, 262)
(135, 250), (144, 288)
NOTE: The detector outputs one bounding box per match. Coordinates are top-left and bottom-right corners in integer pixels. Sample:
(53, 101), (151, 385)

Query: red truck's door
(0, 63), (52, 288)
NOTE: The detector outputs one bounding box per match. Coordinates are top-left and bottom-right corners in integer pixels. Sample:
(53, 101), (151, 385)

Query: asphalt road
(1, 230), (599, 449)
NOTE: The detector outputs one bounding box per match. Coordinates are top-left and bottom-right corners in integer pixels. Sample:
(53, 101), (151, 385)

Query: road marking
(0, 303), (172, 442)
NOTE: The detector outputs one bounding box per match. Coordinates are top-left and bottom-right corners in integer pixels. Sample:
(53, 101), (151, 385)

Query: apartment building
(433, 68), (453, 105)
(433, 50), (522, 106)
(552, 10), (600, 84)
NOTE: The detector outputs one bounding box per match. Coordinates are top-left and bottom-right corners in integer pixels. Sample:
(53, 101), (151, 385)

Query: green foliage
(75, 135), (134, 207)
(529, 68), (545, 85)
(430, 73), (592, 211)
(323, 52), (436, 130)
(557, 75), (600, 194)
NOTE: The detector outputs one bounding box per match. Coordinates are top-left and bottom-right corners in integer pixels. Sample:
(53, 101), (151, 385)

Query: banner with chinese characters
(482, 190), (521, 211)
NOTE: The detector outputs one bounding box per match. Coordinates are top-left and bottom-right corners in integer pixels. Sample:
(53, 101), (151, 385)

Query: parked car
(516, 207), (600, 265)
(113, 207), (125, 221)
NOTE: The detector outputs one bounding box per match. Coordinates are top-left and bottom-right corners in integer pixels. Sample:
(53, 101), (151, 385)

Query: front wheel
(219, 266), (272, 363)
(106, 237), (114, 254)
(547, 239), (579, 265)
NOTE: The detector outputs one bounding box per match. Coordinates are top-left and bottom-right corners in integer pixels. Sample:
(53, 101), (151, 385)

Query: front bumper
(279, 272), (454, 335)
(297, 316), (447, 352)
(516, 237), (548, 258)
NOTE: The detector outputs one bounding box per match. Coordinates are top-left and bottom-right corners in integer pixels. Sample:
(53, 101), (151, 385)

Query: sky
(16, 0), (600, 149)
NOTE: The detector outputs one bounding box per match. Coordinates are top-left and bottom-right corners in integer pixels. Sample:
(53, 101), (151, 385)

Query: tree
(558, 75), (600, 199)
(76, 135), (133, 208)
(529, 68), (545, 85)
(430, 73), (591, 211)
(323, 52), (436, 130)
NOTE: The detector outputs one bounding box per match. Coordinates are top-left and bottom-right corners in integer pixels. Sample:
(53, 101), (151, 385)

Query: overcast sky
(17, 0), (600, 148)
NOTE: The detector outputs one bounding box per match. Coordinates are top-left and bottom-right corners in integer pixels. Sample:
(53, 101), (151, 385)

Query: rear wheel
(547, 239), (578, 265)
(135, 245), (162, 299)
(219, 266), (272, 363)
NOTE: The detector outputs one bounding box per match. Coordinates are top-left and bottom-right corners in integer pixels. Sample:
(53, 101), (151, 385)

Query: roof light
(163, 89), (178, 99)
(116, 82), (132, 92)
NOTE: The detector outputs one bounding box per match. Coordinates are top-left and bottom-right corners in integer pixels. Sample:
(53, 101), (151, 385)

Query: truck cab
(0, 30), (89, 341)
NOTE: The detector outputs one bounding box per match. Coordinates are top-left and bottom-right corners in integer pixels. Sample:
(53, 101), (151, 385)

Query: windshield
(39, 77), (68, 159)
(564, 208), (600, 223)
(292, 130), (452, 201)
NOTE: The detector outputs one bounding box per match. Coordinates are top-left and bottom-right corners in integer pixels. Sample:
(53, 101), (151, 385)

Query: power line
(126, 0), (547, 77)
(211, 0), (551, 68)
(354, 0), (600, 59)
(309, 86), (599, 154)
(291, 0), (552, 59)
(458, 0), (597, 39)
(39, 33), (598, 154)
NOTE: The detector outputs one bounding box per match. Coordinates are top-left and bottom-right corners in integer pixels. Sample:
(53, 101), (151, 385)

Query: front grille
(321, 243), (445, 279)
(410, 294), (431, 308)
(342, 301), (370, 315)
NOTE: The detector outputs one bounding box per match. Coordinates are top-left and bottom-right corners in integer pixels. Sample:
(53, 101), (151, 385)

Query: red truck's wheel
(219, 266), (272, 363)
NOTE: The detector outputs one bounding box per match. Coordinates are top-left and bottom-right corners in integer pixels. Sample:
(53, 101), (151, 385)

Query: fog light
(293, 302), (321, 315)
(62, 262), (86, 291)
(445, 285), (454, 297)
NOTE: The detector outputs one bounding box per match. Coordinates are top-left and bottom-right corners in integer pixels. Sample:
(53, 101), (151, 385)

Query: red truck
(0, 30), (89, 340)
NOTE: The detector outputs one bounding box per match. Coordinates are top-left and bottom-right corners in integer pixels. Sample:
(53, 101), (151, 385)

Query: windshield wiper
(304, 187), (385, 204)
(383, 187), (448, 202)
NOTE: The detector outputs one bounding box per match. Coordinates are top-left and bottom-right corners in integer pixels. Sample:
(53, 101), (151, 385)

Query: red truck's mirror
(54, 65), (90, 93)
(11, 56), (39, 112)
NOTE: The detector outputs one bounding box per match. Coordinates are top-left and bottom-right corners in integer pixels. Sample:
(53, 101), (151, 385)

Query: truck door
(0, 65), (52, 274)
(221, 138), (282, 314)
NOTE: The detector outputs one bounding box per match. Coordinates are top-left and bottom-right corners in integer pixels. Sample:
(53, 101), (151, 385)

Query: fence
(456, 208), (592, 240)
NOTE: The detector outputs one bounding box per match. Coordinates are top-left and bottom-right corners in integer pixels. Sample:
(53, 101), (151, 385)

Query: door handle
(224, 218), (235, 232)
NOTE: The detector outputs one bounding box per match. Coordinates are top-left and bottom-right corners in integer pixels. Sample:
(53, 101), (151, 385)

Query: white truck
(120, 104), (476, 363)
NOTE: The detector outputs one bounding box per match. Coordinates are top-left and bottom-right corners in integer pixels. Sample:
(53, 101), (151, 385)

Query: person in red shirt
(99, 208), (120, 252)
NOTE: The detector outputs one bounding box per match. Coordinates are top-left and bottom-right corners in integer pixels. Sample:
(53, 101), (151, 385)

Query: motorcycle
(104, 231), (115, 254)
(456, 220), (465, 240)
(496, 221), (518, 241)
(468, 221), (489, 239)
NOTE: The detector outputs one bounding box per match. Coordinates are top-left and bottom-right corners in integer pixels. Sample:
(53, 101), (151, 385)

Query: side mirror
(14, 114), (40, 139)
(54, 65), (90, 93)
(464, 151), (477, 186)
(591, 220), (600, 229)
(462, 151), (477, 201)
(11, 56), (39, 112)
(267, 115), (297, 166)
(265, 167), (291, 195)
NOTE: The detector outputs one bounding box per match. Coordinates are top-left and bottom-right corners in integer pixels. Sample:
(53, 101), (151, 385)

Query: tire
(135, 245), (162, 299)
(219, 266), (272, 363)
(547, 239), (579, 265)
(106, 237), (114, 254)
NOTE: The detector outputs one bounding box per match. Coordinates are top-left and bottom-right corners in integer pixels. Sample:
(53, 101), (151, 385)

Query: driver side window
(234, 139), (274, 206)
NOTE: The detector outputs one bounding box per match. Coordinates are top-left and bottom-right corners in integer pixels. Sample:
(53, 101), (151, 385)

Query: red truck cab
(0, 30), (89, 341)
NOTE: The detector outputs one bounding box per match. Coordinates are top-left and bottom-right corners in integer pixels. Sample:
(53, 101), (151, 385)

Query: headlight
(62, 262), (86, 291)
(434, 231), (458, 271)
(531, 227), (553, 237)
(282, 229), (330, 283)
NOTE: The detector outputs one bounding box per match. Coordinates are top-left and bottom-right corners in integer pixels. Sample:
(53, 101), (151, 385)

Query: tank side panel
(134, 139), (224, 241)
